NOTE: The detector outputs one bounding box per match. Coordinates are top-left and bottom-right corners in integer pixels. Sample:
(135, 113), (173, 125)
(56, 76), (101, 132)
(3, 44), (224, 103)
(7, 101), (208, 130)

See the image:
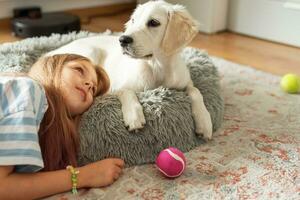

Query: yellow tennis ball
(280, 73), (300, 94)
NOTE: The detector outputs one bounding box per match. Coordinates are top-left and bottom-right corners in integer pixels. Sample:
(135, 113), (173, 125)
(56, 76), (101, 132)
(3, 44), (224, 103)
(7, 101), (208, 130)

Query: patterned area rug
(46, 56), (300, 200)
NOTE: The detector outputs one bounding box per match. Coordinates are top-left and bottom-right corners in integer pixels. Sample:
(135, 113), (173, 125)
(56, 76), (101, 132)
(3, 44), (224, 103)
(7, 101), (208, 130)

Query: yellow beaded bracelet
(66, 165), (80, 194)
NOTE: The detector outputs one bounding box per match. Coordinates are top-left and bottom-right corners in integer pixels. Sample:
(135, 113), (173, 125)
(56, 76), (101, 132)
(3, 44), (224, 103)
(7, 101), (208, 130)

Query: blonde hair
(28, 54), (110, 171)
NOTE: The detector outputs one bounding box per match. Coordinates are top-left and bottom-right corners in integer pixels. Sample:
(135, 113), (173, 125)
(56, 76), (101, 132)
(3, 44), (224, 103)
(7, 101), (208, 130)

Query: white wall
(0, 0), (135, 19)
(228, 0), (300, 47)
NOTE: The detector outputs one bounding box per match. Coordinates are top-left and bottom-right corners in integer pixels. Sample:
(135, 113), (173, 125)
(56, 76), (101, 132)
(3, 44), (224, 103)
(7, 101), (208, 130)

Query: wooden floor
(1, 9), (300, 76)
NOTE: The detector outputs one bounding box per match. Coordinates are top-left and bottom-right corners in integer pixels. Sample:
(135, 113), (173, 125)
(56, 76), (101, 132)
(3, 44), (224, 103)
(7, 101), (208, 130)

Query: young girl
(0, 54), (124, 199)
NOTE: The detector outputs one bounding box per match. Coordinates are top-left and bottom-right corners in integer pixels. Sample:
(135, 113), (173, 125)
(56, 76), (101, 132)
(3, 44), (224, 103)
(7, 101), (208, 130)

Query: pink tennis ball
(155, 147), (186, 178)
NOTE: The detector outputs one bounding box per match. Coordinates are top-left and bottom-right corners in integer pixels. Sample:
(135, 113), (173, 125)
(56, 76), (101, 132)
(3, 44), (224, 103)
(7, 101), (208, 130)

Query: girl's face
(60, 60), (98, 116)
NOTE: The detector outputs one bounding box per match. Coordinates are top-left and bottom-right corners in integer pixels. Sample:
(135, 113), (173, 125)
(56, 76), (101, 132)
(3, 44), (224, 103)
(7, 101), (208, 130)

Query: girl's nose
(84, 81), (92, 90)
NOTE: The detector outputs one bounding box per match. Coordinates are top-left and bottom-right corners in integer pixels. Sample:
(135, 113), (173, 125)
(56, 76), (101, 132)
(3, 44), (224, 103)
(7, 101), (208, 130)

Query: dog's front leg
(186, 81), (213, 140)
(115, 89), (146, 131)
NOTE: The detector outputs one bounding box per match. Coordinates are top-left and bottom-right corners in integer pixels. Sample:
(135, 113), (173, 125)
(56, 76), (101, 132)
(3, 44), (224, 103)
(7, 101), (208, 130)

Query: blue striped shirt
(0, 76), (48, 173)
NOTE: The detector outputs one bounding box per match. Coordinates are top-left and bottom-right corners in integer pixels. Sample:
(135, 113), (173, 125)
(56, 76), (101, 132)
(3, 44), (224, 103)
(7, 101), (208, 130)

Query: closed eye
(74, 67), (84, 75)
(147, 19), (160, 27)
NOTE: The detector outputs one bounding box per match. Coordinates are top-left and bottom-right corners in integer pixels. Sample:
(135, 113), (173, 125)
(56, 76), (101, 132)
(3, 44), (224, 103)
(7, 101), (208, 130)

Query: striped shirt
(0, 76), (48, 173)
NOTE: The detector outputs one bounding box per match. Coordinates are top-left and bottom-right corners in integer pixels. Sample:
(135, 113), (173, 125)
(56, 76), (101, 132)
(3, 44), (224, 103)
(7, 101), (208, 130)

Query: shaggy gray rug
(0, 31), (224, 167)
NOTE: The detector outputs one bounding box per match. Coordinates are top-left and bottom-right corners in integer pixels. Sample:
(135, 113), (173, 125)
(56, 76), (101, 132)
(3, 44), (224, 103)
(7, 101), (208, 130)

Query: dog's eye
(131, 18), (134, 23)
(147, 19), (160, 27)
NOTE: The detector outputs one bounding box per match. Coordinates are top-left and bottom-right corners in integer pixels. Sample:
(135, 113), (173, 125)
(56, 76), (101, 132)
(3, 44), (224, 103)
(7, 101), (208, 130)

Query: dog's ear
(161, 5), (199, 55)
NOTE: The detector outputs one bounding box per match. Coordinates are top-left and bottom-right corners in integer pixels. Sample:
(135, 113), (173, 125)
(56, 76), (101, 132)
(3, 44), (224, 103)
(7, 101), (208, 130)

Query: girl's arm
(0, 158), (124, 200)
(0, 166), (76, 199)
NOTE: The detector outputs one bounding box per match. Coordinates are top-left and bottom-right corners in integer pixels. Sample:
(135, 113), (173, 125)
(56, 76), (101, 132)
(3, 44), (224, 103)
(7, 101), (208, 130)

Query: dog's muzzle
(119, 35), (153, 59)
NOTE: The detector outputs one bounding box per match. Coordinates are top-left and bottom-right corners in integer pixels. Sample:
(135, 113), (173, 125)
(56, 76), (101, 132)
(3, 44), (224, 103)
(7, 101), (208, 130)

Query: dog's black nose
(119, 35), (133, 47)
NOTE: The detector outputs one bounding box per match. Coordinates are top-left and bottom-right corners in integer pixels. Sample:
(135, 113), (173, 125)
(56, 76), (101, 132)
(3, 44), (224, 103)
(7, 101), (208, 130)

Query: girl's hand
(78, 158), (125, 188)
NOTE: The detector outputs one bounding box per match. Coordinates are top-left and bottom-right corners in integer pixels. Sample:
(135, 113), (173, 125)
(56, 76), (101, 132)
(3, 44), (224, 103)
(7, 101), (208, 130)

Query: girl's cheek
(88, 95), (94, 106)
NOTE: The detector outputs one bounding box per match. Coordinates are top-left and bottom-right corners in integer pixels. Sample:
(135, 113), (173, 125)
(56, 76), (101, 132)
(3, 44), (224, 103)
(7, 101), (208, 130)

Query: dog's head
(119, 0), (199, 59)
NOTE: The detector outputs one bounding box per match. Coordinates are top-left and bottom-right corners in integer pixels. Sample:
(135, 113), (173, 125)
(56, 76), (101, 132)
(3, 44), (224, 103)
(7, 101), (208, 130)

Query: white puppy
(47, 0), (213, 139)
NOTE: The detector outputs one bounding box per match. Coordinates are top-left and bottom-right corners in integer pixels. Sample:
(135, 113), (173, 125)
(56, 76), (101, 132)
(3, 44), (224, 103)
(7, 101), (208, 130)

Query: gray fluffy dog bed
(0, 31), (224, 167)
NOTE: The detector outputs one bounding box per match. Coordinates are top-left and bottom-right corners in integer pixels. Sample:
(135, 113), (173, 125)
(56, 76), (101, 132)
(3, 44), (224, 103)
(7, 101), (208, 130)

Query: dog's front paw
(196, 118), (213, 140)
(123, 103), (146, 131)
(194, 110), (213, 140)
